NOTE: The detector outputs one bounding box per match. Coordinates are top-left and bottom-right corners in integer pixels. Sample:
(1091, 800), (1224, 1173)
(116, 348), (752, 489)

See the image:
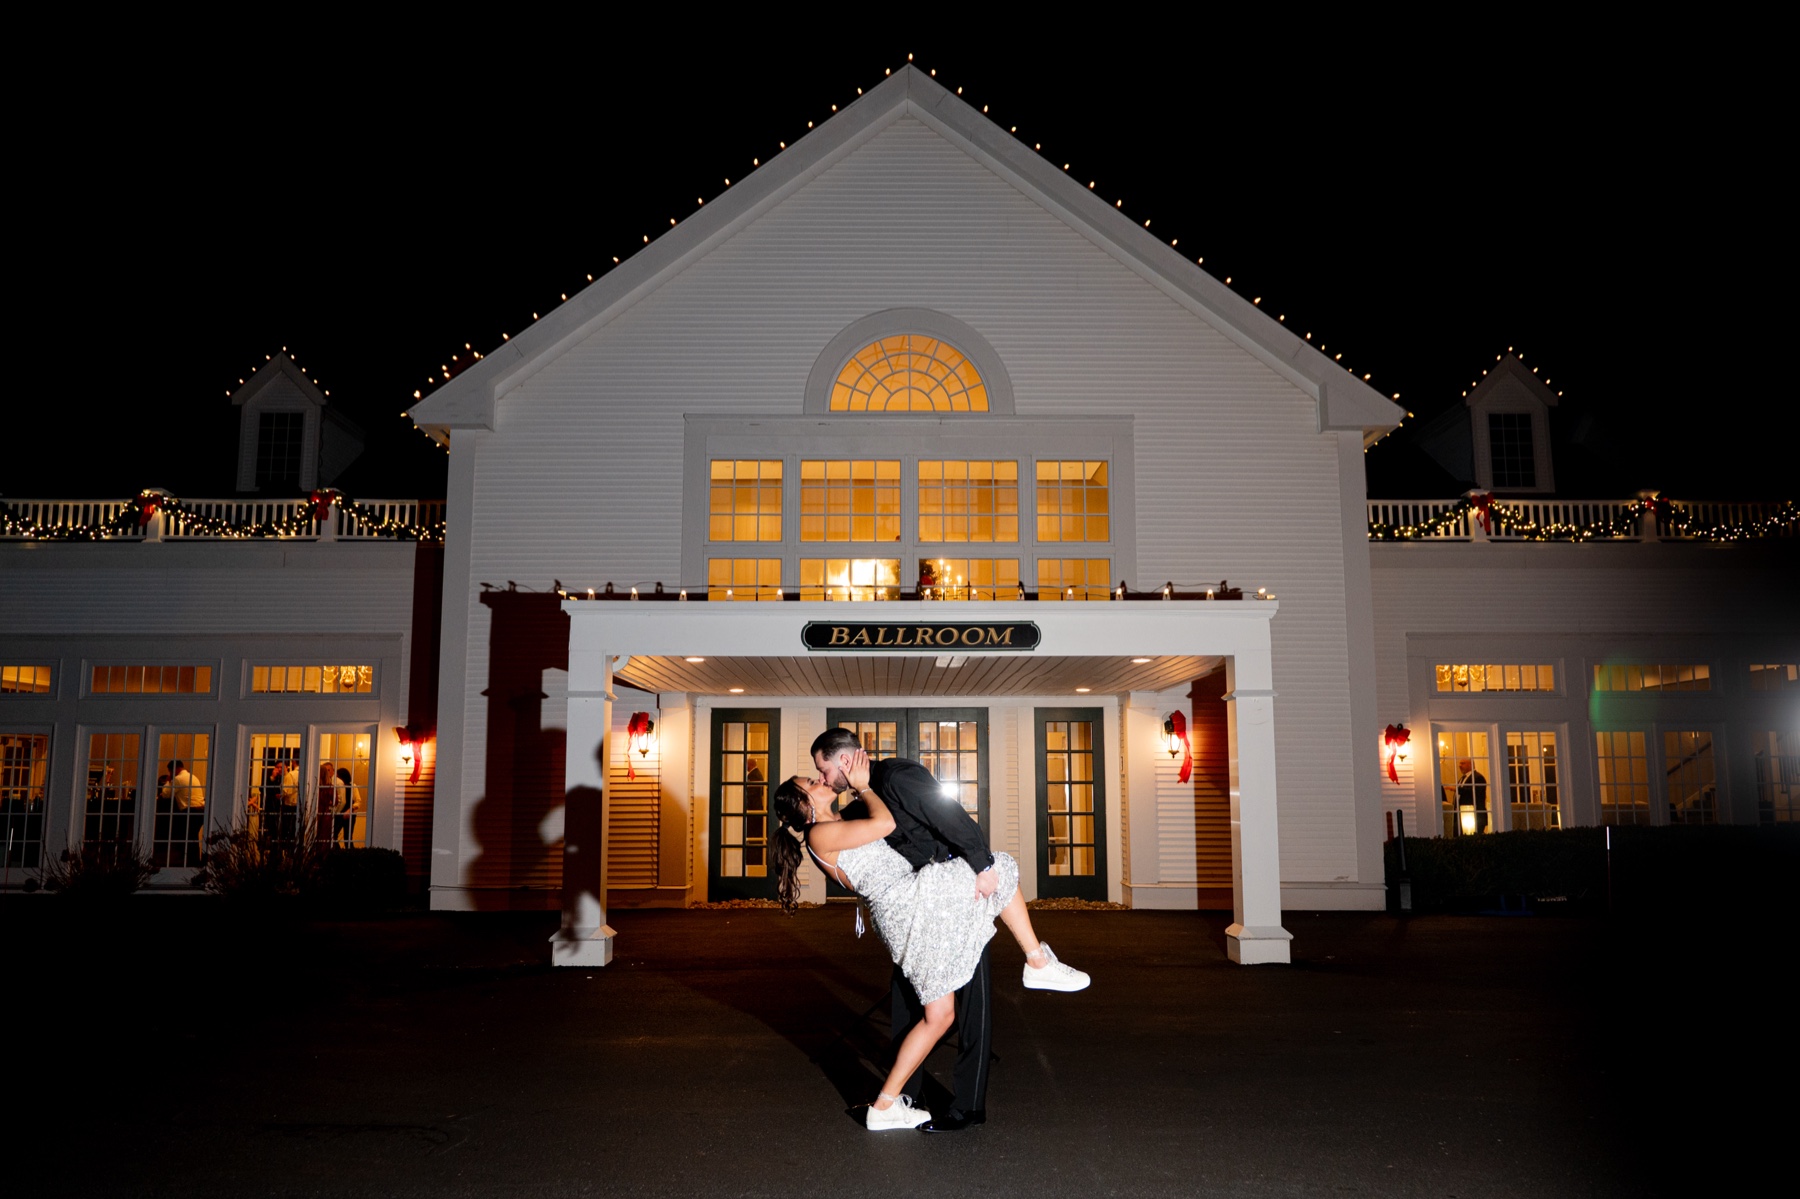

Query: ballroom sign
(802, 621), (1041, 652)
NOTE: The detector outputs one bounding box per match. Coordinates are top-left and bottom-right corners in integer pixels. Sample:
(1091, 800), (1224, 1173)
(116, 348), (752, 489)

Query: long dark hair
(771, 777), (812, 914)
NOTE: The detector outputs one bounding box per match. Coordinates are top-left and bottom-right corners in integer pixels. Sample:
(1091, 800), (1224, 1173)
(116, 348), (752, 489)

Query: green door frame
(708, 708), (780, 901)
(1034, 706), (1108, 900)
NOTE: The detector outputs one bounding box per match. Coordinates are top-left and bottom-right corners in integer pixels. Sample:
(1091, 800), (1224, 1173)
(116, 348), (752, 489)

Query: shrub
(38, 841), (159, 902)
(194, 825), (328, 904)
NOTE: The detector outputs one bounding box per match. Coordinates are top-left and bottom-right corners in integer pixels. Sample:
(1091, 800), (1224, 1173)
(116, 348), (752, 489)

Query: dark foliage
(37, 841), (159, 902)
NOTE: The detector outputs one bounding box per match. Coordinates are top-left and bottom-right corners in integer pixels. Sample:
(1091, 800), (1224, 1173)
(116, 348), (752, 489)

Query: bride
(771, 749), (1089, 1130)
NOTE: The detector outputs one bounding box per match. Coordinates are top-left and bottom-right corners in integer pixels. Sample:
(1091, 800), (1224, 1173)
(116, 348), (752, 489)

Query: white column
(1123, 693), (1163, 903)
(1224, 642), (1292, 964)
(553, 646), (615, 966)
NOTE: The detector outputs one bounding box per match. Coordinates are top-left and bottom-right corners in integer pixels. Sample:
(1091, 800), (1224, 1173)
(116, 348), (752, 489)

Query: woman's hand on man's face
(846, 748), (872, 792)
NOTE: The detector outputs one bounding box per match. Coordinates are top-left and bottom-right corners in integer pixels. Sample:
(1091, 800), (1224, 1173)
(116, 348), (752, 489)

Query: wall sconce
(1162, 712), (1192, 783)
(1382, 723), (1411, 784)
(395, 726), (424, 784)
(626, 712), (656, 779)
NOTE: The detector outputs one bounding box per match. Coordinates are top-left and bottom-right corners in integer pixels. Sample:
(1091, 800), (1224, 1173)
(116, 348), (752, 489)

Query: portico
(553, 598), (1291, 967)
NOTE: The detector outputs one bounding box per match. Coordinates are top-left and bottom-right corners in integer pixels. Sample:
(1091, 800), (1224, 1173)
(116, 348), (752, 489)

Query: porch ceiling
(615, 653), (1220, 698)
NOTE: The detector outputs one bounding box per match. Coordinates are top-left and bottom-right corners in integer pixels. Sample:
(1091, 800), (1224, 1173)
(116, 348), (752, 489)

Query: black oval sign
(801, 621), (1040, 652)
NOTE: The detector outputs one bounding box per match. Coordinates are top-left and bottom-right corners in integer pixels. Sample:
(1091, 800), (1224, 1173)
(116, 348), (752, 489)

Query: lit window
(838, 720), (898, 760)
(1434, 664), (1556, 693)
(918, 461), (1019, 543)
(91, 665), (214, 695)
(1595, 731), (1651, 825)
(1664, 731), (1717, 825)
(1749, 664), (1800, 692)
(256, 411), (305, 491)
(800, 558), (900, 601)
(1037, 558), (1112, 601)
(1504, 732), (1561, 830)
(831, 335), (987, 412)
(1043, 719), (1097, 875)
(921, 720), (982, 819)
(250, 665), (374, 694)
(1592, 664), (1711, 692)
(84, 732), (142, 846)
(247, 732), (305, 844)
(318, 732), (373, 849)
(0, 666), (52, 694)
(1488, 413), (1536, 489)
(800, 460), (900, 542)
(707, 558), (783, 601)
(1036, 461), (1109, 542)
(918, 558), (1020, 600)
(1754, 731), (1798, 825)
(152, 732), (210, 868)
(717, 720), (770, 877)
(708, 459), (783, 542)
(1437, 731), (1492, 836)
(1, 733), (50, 868)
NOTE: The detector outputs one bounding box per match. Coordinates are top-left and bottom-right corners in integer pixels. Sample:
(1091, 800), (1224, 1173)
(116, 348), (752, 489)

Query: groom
(812, 727), (997, 1133)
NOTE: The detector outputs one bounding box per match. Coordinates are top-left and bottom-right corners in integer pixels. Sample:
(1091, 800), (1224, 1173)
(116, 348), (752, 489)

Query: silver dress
(835, 840), (1021, 1004)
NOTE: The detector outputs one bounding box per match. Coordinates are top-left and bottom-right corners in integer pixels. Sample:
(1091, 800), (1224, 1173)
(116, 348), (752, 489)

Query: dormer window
(256, 412), (306, 491)
(231, 352), (363, 494)
(1487, 413), (1537, 489)
(1464, 354), (1557, 495)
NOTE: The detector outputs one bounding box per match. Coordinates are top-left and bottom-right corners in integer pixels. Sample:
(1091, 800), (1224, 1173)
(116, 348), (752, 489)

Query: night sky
(14, 34), (1787, 501)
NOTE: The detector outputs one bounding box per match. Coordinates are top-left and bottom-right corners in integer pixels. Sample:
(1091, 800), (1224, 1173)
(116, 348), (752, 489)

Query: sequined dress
(834, 839), (1021, 1004)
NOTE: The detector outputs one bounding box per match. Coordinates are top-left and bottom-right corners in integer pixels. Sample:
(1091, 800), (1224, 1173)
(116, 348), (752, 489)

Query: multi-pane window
(1504, 731), (1561, 830)
(251, 665), (373, 694)
(716, 720), (770, 878)
(255, 411), (305, 491)
(85, 732), (141, 845)
(1754, 730), (1798, 825)
(1592, 664), (1711, 692)
(91, 665), (214, 695)
(1043, 720), (1097, 876)
(151, 732), (209, 868)
(1, 733), (50, 868)
(799, 558), (901, 601)
(1595, 731), (1651, 825)
(707, 558), (783, 601)
(917, 461), (1018, 543)
(1663, 731), (1718, 825)
(248, 732), (305, 844)
(318, 732), (372, 848)
(1749, 664), (1799, 692)
(919, 557), (1020, 601)
(1435, 664), (1556, 693)
(1036, 461), (1110, 542)
(1, 666), (52, 694)
(838, 720), (898, 760)
(920, 720), (981, 819)
(708, 460), (783, 542)
(1037, 558), (1112, 602)
(831, 335), (988, 412)
(1488, 413), (1537, 489)
(1437, 730), (1491, 836)
(800, 460), (901, 542)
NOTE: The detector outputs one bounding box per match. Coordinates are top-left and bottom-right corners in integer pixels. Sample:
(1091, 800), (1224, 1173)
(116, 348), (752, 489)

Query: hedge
(1383, 824), (1800, 912)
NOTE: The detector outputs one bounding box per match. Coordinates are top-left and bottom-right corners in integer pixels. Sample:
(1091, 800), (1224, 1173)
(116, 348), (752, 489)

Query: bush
(194, 826), (328, 905)
(1384, 824), (1800, 912)
(38, 841), (159, 902)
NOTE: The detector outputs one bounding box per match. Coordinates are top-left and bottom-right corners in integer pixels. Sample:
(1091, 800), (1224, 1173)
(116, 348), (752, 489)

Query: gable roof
(231, 351), (329, 411)
(1463, 352), (1561, 412)
(408, 66), (1403, 443)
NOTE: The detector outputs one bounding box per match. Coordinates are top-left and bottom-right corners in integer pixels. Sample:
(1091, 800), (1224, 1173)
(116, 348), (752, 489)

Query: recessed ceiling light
(1131, 657), (1152, 664)
(685, 656), (705, 663)
(1075, 687), (1091, 693)
(728, 687), (745, 693)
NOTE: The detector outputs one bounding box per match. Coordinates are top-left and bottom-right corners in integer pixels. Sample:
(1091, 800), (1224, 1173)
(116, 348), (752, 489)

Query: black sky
(12, 27), (1790, 500)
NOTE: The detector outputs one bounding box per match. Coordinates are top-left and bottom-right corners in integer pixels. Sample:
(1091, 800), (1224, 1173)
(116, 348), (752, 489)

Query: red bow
(134, 491), (162, 527)
(1383, 724), (1411, 784)
(309, 489), (339, 523)
(1468, 492), (1494, 535)
(1170, 710), (1192, 784)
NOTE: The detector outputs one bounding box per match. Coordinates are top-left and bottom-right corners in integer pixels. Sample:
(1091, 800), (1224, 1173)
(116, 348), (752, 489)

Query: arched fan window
(830, 334), (988, 412)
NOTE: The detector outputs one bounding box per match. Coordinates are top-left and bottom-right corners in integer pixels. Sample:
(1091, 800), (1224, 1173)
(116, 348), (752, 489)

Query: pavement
(5, 899), (1778, 1197)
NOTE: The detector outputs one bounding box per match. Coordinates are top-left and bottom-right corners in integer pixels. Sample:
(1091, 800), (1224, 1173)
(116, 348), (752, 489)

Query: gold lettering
(937, 628), (960, 646)
(961, 627), (984, 646)
(893, 627), (915, 647)
(851, 629), (873, 646)
(875, 626), (895, 646)
(986, 627), (1015, 645)
(829, 626), (851, 646)
(917, 627), (936, 646)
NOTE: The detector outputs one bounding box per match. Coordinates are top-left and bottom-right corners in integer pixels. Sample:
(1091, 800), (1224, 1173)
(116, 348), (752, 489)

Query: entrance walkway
(8, 903), (1750, 1196)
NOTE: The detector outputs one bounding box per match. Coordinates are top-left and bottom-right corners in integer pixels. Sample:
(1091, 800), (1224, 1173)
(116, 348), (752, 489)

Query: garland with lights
(1368, 495), (1799, 543)
(0, 490), (443, 542)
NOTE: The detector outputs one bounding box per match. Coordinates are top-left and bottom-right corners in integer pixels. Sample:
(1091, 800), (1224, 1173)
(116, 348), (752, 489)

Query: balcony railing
(1367, 498), (1798, 543)
(0, 498), (445, 542)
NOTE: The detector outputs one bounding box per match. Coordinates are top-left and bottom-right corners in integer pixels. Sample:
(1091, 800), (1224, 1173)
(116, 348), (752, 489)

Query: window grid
(1749, 664), (1800, 692)
(917, 460), (1018, 543)
(1435, 664), (1556, 693)
(91, 665), (214, 695)
(255, 411), (305, 491)
(1036, 558), (1113, 602)
(1043, 720), (1096, 876)
(1592, 664), (1711, 692)
(708, 459), (783, 542)
(1595, 731), (1651, 825)
(1754, 731), (1799, 825)
(800, 558), (901, 601)
(717, 721), (770, 878)
(707, 558), (783, 601)
(1035, 460), (1110, 543)
(920, 721), (981, 819)
(1488, 412), (1537, 489)
(1504, 731), (1561, 830)
(1, 666), (53, 694)
(1, 733), (50, 868)
(318, 732), (372, 848)
(800, 460), (901, 543)
(838, 721), (898, 760)
(831, 335), (988, 412)
(1663, 731), (1718, 825)
(248, 732), (305, 845)
(85, 732), (142, 846)
(152, 733), (209, 868)
(1437, 730), (1492, 836)
(918, 557), (1020, 601)
(251, 665), (373, 694)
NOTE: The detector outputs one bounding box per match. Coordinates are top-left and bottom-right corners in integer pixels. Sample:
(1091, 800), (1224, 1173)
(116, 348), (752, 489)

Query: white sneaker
(866, 1094), (931, 1131)
(1022, 943), (1090, 992)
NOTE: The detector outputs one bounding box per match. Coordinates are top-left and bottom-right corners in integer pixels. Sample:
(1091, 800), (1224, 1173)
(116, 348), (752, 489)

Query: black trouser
(892, 945), (992, 1116)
